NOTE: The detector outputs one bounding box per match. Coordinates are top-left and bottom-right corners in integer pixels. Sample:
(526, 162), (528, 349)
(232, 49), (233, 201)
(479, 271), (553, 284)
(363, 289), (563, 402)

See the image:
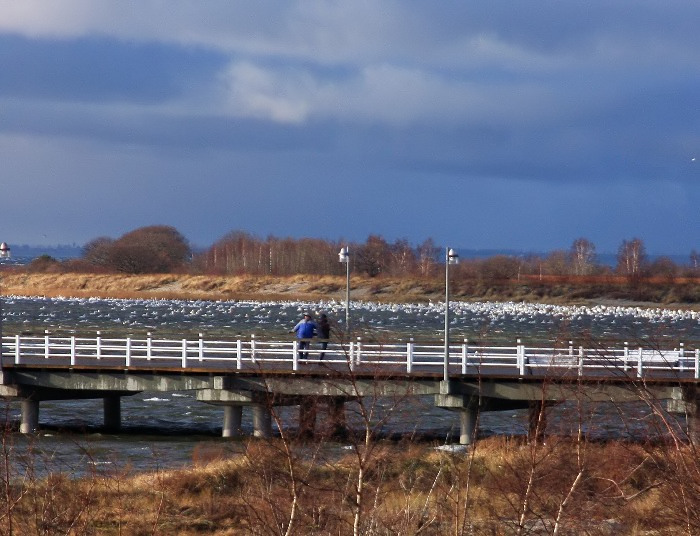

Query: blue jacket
(293, 319), (317, 339)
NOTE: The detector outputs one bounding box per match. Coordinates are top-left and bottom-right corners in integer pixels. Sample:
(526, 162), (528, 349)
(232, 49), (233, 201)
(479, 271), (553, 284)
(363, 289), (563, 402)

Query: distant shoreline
(1, 271), (698, 309)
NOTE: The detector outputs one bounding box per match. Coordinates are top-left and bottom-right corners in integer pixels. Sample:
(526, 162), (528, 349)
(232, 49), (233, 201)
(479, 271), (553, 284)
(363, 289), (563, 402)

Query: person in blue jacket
(292, 312), (317, 360)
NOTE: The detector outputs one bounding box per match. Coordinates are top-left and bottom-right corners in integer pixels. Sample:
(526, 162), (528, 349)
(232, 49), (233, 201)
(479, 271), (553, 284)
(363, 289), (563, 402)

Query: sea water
(1, 296), (698, 475)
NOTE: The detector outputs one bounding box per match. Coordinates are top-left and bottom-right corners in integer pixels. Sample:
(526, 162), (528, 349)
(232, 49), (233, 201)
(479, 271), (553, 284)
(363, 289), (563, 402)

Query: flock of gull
(1, 295), (698, 344)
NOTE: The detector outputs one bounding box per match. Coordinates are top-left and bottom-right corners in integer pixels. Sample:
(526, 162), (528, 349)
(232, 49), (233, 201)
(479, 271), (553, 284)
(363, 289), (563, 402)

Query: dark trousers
(299, 340), (310, 359)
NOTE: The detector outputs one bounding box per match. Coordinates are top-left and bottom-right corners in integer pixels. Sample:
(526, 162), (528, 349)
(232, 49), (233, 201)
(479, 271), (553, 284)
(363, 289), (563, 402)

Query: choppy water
(1, 295), (698, 475)
(3, 295), (699, 344)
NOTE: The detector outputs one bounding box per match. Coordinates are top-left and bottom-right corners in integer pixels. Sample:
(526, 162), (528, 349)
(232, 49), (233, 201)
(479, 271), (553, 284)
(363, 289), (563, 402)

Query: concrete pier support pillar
(103, 396), (121, 432)
(20, 399), (39, 434)
(678, 385), (700, 443)
(327, 397), (347, 439)
(299, 398), (317, 439)
(252, 405), (272, 438)
(528, 401), (547, 443)
(222, 405), (243, 438)
(459, 407), (478, 445)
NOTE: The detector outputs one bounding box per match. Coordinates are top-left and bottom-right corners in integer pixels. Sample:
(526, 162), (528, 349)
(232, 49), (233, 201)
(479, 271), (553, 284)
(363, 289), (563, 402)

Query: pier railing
(1, 333), (698, 379)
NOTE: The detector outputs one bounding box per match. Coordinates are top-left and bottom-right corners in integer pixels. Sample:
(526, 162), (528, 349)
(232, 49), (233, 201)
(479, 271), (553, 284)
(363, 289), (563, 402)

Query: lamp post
(444, 247), (459, 382)
(338, 247), (350, 335)
(0, 244), (12, 370)
(0, 277), (3, 370)
(0, 243), (11, 370)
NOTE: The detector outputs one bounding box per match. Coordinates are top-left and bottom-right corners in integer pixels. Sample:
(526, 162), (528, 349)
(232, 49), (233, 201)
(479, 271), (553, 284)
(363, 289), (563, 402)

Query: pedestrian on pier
(318, 313), (331, 359)
(292, 312), (317, 360)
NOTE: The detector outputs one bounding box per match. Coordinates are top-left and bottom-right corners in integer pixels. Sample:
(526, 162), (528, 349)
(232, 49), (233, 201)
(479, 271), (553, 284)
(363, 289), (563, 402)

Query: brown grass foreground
(4, 436), (700, 535)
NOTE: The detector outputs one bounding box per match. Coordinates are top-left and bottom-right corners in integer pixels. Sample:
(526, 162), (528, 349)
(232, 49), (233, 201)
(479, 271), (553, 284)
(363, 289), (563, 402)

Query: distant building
(0, 242), (10, 258)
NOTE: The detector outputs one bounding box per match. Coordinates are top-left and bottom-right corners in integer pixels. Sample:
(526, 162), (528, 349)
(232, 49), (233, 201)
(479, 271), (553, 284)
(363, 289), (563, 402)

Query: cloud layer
(0, 1), (698, 254)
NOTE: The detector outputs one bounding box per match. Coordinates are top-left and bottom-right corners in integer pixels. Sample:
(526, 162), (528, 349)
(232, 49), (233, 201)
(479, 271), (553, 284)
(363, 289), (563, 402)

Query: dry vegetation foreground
(5, 436), (700, 535)
(2, 272), (700, 307)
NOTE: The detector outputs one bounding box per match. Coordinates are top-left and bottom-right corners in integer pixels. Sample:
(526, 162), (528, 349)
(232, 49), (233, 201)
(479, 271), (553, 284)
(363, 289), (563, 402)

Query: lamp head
(447, 248), (459, 265)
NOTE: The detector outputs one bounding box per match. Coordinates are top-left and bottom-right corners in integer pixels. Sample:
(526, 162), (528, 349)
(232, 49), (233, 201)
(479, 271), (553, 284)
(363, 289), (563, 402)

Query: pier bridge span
(1, 333), (699, 444)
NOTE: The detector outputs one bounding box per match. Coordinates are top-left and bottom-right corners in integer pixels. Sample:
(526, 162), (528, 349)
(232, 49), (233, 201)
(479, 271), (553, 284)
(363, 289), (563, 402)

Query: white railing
(1, 333), (698, 379)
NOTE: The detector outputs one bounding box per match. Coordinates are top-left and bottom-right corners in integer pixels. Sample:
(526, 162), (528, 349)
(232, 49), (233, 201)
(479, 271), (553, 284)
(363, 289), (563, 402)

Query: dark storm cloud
(0, 1), (698, 253)
(0, 34), (225, 103)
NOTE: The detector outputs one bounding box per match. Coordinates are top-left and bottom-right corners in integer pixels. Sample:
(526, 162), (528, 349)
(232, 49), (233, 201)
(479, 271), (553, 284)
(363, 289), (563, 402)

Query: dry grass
(3, 437), (700, 534)
(0, 273), (341, 302)
(0, 272), (450, 304)
(1, 271), (699, 308)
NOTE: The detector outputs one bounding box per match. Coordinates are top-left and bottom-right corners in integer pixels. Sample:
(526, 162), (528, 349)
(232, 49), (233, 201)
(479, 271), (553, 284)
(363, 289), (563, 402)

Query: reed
(3, 437), (696, 534)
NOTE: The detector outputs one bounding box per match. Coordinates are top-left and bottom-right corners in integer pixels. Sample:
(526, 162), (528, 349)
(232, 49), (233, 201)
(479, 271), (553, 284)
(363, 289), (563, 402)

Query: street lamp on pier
(444, 247), (459, 382)
(0, 280), (2, 370)
(338, 247), (350, 335)
(0, 243), (8, 370)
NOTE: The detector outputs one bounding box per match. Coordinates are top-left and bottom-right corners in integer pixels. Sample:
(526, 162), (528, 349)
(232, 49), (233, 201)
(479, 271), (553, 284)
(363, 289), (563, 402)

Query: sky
(0, 1), (698, 256)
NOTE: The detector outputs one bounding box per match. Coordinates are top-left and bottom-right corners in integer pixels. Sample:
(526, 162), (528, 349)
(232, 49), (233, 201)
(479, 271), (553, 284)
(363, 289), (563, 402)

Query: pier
(1, 332), (700, 443)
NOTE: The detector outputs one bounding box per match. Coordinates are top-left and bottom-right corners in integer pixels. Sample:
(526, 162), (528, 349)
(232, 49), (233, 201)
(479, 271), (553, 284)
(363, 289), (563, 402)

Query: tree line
(19, 225), (700, 282)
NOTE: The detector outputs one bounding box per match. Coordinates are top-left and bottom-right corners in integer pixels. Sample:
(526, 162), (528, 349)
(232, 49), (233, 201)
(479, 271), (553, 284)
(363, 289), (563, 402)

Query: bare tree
(649, 256), (678, 282)
(355, 235), (391, 277)
(417, 238), (440, 277)
(386, 238), (418, 276)
(82, 237), (114, 268)
(570, 238), (596, 276)
(616, 237), (648, 280)
(689, 250), (700, 276)
(478, 255), (519, 281)
(542, 250), (570, 276)
(80, 225), (191, 274)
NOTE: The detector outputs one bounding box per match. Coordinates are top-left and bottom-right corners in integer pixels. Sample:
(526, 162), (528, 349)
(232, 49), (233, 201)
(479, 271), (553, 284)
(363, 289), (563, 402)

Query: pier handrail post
(578, 346), (584, 376)
(462, 338), (468, 374)
(293, 340), (299, 371)
(695, 348), (700, 380)
(356, 337), (362, 366)
(125, 337), (131, 367)
(251, 334), (256, 363)
(181, 339), (188, 368)
(569, 340), (573, 357)
(349, 340), (355, 372)
(96, 331), (102, 360)
(14, 334), (20, 364)
(679, 342), (685, 372)
(70, 336), (76, 366)
(637, 347), (643, 378)
(406, 338), (413, 373)
(236, 339), (242, 369)
(45, 330), (50, 360)
(623, 342), (629, 372)
(517, 339), (525, 376)
(146, 332), (152, 360)
(199, 333), (204, 362)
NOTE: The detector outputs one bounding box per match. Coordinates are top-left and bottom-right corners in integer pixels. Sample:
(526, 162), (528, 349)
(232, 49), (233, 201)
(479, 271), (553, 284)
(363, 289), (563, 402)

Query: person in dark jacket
(317, 313), (331, 359)
(292, 313), (317, 360)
